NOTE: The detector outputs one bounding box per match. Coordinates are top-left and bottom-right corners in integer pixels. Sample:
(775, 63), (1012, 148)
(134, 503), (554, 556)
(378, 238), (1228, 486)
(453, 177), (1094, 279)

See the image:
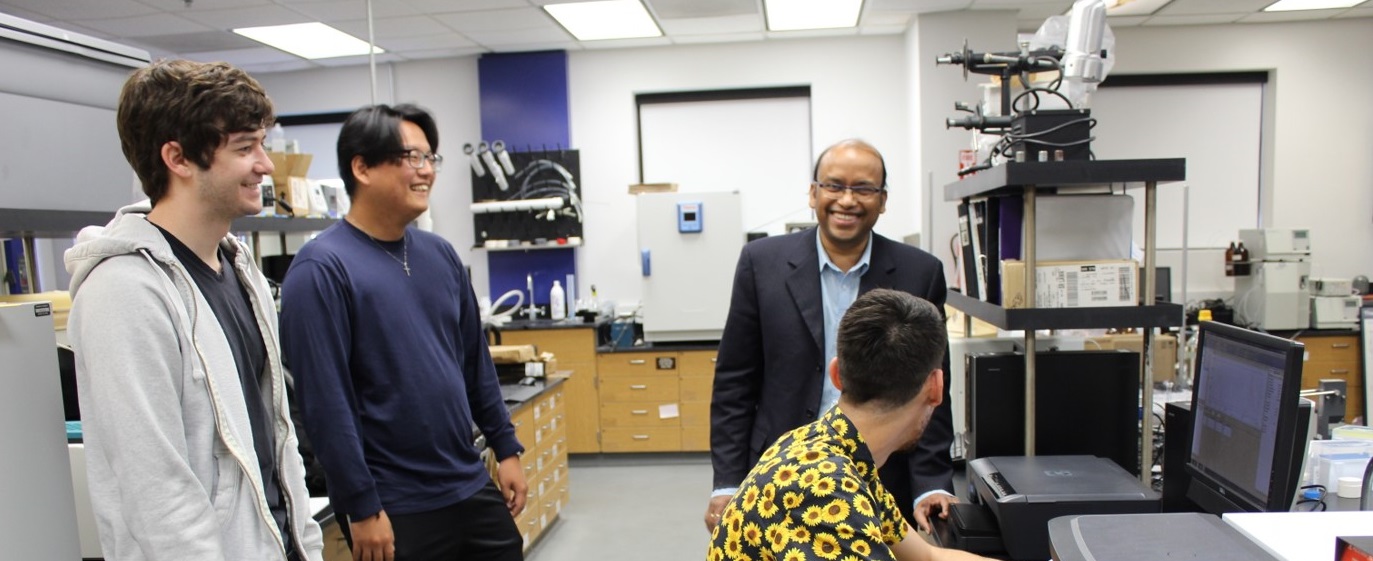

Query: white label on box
(1036, 263), (1136, 308)
(659, 403), (680, 419)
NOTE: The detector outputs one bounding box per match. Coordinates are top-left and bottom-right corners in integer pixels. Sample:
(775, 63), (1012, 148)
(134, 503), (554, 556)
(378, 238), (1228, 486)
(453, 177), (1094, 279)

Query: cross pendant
(404, 263), (411, 276)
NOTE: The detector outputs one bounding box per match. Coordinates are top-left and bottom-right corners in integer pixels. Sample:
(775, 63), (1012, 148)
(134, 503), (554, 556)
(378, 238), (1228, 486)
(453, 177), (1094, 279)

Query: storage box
(628, 183), (677, 194)
(0, 291), (72, 330)
(268, 152), (313, 217)
(1088, 333), (1178, 383)
(488, 344), (536, 364)
(1001, 259), (1138, 309)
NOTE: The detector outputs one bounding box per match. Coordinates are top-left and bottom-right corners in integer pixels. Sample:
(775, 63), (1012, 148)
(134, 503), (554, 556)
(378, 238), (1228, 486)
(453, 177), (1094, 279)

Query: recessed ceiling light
(1264, 0), (1365, 11)
(233, 22), (383, 60)
(764, 0), (863, 32)
(544, 0), (662, 41)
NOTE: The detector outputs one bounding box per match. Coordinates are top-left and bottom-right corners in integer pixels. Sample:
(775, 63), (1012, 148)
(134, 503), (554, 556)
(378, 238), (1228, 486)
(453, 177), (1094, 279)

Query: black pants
(342, 481), (523, 561)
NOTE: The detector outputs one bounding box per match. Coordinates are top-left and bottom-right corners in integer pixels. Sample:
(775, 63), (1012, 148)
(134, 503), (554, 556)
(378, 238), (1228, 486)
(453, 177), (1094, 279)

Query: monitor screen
(1186, 321), (1305, 513)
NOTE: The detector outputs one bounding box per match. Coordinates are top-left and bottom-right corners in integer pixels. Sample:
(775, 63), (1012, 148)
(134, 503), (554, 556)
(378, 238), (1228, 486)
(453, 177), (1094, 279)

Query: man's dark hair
(836, 289), (947, 410)
(116, 59), (274, 205)
(336, 103), (440, 197)
(812, 138), (888, 188)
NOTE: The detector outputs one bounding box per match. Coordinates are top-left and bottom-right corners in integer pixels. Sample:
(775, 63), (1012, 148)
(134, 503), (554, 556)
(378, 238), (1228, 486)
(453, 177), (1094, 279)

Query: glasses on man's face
(813, 182), (885, 200)
(398, 149), (443, 172)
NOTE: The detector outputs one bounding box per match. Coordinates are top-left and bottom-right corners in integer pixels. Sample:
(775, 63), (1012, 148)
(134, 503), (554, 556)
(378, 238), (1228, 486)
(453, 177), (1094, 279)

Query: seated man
(707, 289), (987, 561)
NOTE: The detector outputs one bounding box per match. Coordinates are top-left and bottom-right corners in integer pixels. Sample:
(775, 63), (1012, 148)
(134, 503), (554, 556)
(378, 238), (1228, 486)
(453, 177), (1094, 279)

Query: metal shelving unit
(946, 158), (1185, 482)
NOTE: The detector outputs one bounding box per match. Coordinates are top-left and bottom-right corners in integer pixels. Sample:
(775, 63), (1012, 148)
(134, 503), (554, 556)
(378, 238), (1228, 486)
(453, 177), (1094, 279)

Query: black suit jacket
(710, 229), (954, 525)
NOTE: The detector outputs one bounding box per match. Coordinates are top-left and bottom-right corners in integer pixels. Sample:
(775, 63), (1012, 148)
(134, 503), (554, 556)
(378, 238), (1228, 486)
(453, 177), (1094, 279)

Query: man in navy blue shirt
(281, 104), (526, 561)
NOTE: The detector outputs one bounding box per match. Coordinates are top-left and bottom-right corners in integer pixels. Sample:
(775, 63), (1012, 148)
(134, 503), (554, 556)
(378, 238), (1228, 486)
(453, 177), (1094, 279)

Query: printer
(970, 456), (1161, 560)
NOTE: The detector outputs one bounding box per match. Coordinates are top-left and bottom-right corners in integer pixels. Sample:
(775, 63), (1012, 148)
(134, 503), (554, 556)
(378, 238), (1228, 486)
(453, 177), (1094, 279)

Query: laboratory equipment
(1235, 229), (1311, 330)
(636, 192), (742, 342)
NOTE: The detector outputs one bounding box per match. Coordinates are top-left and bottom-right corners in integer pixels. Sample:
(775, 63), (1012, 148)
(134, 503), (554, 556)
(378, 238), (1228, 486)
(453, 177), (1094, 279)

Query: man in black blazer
(706, 139), (956, 534)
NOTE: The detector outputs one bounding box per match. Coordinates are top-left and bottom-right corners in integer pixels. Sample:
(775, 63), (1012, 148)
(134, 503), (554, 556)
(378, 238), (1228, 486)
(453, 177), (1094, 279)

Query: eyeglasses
(397, 149), (443, 172)
(813, 182), (885, 200)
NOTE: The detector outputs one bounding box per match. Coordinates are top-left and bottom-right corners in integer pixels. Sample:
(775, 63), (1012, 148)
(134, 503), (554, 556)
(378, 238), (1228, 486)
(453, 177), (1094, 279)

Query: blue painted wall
(478, 50), (575, 307)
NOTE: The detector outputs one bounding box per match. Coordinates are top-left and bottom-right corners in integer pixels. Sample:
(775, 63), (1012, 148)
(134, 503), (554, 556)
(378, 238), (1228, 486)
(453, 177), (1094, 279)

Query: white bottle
(549, 280), (566, 320)
(268, 122), (287, 153)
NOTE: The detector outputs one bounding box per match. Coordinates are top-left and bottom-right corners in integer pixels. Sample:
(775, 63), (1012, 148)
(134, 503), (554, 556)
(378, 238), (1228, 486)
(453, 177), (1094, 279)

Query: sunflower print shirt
(707, 407), (907, 561)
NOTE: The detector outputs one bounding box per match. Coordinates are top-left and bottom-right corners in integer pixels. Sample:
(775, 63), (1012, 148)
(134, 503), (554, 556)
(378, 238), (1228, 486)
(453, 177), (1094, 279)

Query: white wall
(1110, 18), (1373, 289)
(253, 58), (488, 294)
(567, 36), (910, 305)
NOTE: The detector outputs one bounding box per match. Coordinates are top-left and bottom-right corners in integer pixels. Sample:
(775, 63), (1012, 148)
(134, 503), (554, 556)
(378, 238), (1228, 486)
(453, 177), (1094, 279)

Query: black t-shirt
(155, 226), (290, 550)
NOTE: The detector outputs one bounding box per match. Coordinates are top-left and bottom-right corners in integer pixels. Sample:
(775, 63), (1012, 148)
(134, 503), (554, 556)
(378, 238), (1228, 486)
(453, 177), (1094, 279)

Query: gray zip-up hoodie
(65, 201), (324, 561)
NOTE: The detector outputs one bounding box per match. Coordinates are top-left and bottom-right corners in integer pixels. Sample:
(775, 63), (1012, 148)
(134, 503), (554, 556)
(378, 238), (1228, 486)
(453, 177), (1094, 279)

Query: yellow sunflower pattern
(707, 408), (907, 560)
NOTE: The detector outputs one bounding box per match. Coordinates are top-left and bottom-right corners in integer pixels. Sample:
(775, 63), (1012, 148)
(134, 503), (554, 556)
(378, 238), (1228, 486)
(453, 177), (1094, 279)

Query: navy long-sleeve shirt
(280, 221), (523, 520)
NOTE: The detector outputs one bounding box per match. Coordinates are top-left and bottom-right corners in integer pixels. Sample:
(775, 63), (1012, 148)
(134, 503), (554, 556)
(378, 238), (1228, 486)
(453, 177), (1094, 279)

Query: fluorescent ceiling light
(765, 0), (862, 31)
(544, 0), (662, 41)
(233, 22), (383, 60)
(1264, 0), (1365, 11)
(1104, 0), (1171, 16)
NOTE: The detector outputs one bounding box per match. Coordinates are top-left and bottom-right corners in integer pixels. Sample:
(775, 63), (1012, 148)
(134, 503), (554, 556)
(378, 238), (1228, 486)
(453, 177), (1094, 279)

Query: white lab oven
(0, 302), (80, 559)
(636, 192), (743, 342)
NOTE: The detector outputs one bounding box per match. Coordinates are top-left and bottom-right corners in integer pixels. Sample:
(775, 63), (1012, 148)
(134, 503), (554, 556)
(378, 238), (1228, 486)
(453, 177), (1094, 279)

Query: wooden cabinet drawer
(680, 375), (714, 402)
(599, 376), (680, 402)
(601, 427), (683, 452)
(680, 400), (710, 428)
(512, 407), (535, 451)
(678, 350), (718, 377)
(682, 425), (710, 451)
(1298, 335), (1359, 364)
(600, 401), (683, 428)
(598, 353), (678, 377)
(1302, 361), (1361, 388)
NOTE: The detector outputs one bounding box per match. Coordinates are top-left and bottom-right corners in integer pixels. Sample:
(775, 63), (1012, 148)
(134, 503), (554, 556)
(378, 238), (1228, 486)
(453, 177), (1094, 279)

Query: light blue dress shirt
(816, 230), (872, 419)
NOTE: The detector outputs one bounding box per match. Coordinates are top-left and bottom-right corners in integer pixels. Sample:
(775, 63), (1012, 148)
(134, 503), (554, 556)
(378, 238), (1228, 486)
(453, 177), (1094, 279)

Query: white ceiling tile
(398, 46), (487, 60)
(0, 3), (56, 22)
(236, 59), (320, 75)
(859, 24), (909, 34)
(1105, 15), (1150, 26)
(578, 36), (672, 49)
(182, 46), (303, 66)
(657, 14), (762, 34)
(1238, 8), (1345, 22)
(1156, 0), (1274, 16)
(313, 52), (407, 67)
(764, 28), (859, 40)
(462, 26), (571, 45)
(487, 41), (584, 53)
(1335, 6), (1373, 17)
(874, 0), (975, 10)
(433, 7), (554, 31)
(404, 0), (530, 13)
(142, 0), (274, 11)
(646, 0), (757, 18)
(0, 0), (157, 20)
(1143, 13), (1246, 25)
(669, 31), (766, 44)
(179, 4), (314, 30)
(863, 11), (913, 26)
(332, 16), (451, 39)
(283, 0), (421, 22)
(133, 30), (262, 53)
(72, 13), (213, 38)
(971, 0), (1062, 6)
(1015, 2), (1077, 19)
(379, 32), (478, 51)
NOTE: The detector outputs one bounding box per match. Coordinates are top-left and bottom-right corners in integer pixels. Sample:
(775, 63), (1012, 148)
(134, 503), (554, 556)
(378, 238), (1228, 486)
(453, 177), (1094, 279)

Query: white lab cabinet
(0, 302), (80, 559)
(636, 192), (743, 342)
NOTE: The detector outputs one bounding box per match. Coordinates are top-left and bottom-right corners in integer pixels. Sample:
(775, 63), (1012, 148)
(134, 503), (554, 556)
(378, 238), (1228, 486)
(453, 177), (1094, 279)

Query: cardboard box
(1002, 259), (1138, 309)
(629, 183), (677, 194)
(1089, 333), (1178, 383)
(268, 152), (313, 217)
(489, 344), (536, 364)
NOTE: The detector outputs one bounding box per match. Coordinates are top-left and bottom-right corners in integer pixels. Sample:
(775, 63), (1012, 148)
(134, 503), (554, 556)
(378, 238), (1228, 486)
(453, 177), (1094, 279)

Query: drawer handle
(1331, 369), (1350, 375)
(1331, 343), (1352, 349)
(631, 409), (648, 415)
(711, 357), (717, 363)
(633, 434), (650, 440)
(630, 384), (648, 390)
(629, 359), (647, 365)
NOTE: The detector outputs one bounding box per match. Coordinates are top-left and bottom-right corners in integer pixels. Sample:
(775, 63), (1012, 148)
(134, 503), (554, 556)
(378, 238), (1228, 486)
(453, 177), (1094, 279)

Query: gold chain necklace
(365, 232), (410, 276)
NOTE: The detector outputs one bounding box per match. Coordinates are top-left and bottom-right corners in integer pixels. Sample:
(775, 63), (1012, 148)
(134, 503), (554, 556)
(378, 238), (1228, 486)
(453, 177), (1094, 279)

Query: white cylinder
(549, 280), (566, 320)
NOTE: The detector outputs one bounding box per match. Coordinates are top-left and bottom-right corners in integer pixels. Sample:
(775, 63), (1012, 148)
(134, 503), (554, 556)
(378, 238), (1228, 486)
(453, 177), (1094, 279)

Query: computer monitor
(1185, 321), (1305, 513)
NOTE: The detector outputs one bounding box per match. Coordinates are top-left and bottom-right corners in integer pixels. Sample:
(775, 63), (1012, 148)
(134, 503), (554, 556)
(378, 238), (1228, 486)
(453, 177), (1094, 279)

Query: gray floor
(526, 453), (714, 561)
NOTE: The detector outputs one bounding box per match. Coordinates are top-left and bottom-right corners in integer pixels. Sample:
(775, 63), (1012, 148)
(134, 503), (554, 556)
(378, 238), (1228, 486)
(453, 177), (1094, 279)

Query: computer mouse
(519, 376), (538, 386)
